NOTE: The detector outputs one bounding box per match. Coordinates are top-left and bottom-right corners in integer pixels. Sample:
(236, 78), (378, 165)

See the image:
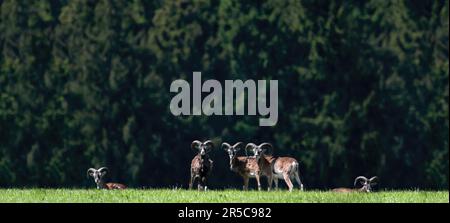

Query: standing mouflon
(189, 140), (214, 191)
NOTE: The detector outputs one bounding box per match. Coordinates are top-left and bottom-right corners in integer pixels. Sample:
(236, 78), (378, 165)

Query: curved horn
(232, 142), (243, 150)
(354, 176), (368, 186)
(258, 143), (273, 149)
(87, 168), (96, 177)
(203, 140), (214, 150)
(369, 176), (378, 184)
(191, 140), (202, 150)
(221, 142), (232, 150)
(98, 167), (108, 173)
(258, 143), (273, 155)
(245, 143), (257, 151)
(245, 143), (257, 157)
(98, 167), (108, 177)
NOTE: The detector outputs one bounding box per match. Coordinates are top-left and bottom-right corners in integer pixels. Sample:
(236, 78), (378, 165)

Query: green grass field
(0, 189), (447, 203)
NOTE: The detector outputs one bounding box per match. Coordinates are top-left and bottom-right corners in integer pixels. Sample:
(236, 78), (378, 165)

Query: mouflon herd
(88, 140), (378, 192)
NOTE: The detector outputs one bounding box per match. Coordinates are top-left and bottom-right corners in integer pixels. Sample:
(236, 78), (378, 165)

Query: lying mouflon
(87, 167), (126, 189)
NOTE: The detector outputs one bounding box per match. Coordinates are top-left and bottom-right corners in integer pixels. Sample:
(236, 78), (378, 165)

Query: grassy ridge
(0, 189), (447, 203)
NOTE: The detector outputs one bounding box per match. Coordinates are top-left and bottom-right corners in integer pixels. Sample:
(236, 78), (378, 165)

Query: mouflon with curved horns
(222, 142), (271, 191)
(189, 140), (214, 191)
(87, 167), (127, 189)
(246, 143), (304, 192)
(332, 176), (378, 192)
